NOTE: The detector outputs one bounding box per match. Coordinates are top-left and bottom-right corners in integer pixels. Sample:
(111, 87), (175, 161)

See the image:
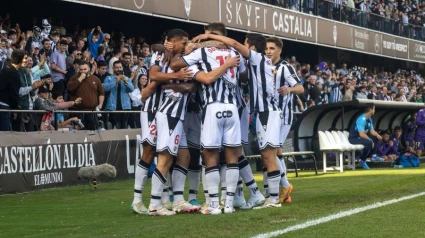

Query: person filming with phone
(103, 61), (134, 129)
(67, 60), (105, 130)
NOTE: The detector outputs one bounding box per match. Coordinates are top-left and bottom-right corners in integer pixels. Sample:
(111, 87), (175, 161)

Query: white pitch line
(252, 191), (425, 238)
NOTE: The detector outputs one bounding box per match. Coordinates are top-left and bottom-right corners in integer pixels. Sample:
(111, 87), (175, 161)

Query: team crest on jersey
(169, 129), (174, 135)
(173, 146), (177, 151)
(153, 137), (157, 142)
(272, 69), (278, 75)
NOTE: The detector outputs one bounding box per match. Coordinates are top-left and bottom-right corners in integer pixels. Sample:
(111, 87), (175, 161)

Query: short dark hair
(40, 74), (51, 80)
(10, 49), (26, 65)
(245, 33), (266, 53)
(78, 60), (90, 66)
(97, 60), (107, 68)
(137, 53), (145, 58)
(166, 29), (189, 41)
(73, 59), (82, 65)
(123, 52), (131, 58)
(59, 40), (68, 45)
(113, 60), (122, 67)
(97, 45), (105, 56)
(51, 32), (60, 37)
(113, 48), (121, 56)
(42, 39), (50, 45)
(364, 103), (375, 113)
(51, 91), (63, 100)
(394, 126), (402, 131)
(204, 22), (227, 36)
(266, 37), (283, 49)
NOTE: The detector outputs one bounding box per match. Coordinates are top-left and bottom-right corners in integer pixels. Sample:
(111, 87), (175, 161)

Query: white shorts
(141, 111), (157, 146)
(256, 111), (282, 150)
(201, 103), (241, 149)
(179, 127), (188, 149)
(239, 107), (249, 145)
(183, 111), (201, 149)
(279, 124), (291, 145)
(156, 112), (184, 156)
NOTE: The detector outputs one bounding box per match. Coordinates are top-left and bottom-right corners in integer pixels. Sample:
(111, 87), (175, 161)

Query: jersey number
(150, 125), (157, 135)
(174, 135), (180, 145)
(216, 56), (235, 78)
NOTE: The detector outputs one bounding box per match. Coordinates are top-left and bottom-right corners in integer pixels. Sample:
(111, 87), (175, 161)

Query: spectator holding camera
(103, 61), (134, 129)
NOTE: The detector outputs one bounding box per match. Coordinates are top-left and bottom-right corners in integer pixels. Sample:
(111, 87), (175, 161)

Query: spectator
(66, 46), (81, 70)
(40, 39), (52, 61)
(50, 40), (68, 95)
(348, 103), (384, 169)
(0, 49), (25, 131)
(304, 75), (322, 104)
(96, 45), (106, 62)
(88, 26), (104, 59)
(122, 52), (132, 77)
(95, 60), (110, 110)
(50, 91), (82, 129)
(67, 60), (105, 130)
(330, 82), (344, 103)
(103, 61), (134, 129)
(356, 86), (368, 99)
(108, 48), (121, 75)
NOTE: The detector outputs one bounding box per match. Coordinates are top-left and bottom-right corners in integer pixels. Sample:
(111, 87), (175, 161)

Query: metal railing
(0, 109), (143, 132)
(254, 0), (425, 41)
(0, 109), (304, 133)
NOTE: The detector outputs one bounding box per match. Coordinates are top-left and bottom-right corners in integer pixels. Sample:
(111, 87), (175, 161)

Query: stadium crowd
(255, 0), (425, 40)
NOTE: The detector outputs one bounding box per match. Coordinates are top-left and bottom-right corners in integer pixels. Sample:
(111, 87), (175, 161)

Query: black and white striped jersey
(182, 47), (246, 108)
(275, 60), (301, 125)
(247, 50), (279, 113)
(158, 76), (190, 120)
(142, 51), (165, 112)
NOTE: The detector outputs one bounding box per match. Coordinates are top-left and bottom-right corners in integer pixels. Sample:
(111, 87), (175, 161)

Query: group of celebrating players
(130, 22), (304, 216)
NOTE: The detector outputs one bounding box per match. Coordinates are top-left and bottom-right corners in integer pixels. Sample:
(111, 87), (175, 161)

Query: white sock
(235, 178), (244, 199)
(225, 163), (239, 206)
(277, 156), (290, 188)
(133, 159), (149, 204)
(263, 167), (269, 197)
(161, 172), (171, 204)
(238, 156), (260, 196)
(267, 170), (281, 204)
(220, 164), (227, 202)
(187, 165), (201, 201)
(201, 165), (210, 205)
(172, 164), (188, 202)
(205, 166), (220, 208)
(149, 168), (166, 208)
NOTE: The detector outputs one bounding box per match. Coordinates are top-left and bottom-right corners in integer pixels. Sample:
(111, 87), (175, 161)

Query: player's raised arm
(192, 34), (250, 59)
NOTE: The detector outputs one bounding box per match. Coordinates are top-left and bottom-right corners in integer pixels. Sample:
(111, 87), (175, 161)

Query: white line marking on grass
(252, 191), (425, 238)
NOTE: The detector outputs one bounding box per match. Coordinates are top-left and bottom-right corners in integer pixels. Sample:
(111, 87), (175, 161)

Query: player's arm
(150, 64), (193, 83)
(194, 54), (240, 84)
(141, 81), (158, 102)
(170, 50), (202, 71)
(192, 34), (250, 58)
(278, 65), (304, 95)
(162, 82), (196, 93)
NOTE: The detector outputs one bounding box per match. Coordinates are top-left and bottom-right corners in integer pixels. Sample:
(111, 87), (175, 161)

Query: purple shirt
(50, 50), (67, 82)
(416, 109), (425, 137)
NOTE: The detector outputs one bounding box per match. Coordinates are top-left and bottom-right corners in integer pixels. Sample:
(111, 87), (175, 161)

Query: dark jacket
(0, 61), (20, 109)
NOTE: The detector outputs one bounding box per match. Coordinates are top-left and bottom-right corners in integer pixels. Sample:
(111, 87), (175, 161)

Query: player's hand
(164, 37), (174, 51)
(224, 53), (240, 68)
(377, 135), (382, 140)
(388, 140), (394, 146)
(175, 67), (193, 81)
(185, 42), (195, 54)
(278, 86), (291, 95)
(192, 34), (210, 43)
